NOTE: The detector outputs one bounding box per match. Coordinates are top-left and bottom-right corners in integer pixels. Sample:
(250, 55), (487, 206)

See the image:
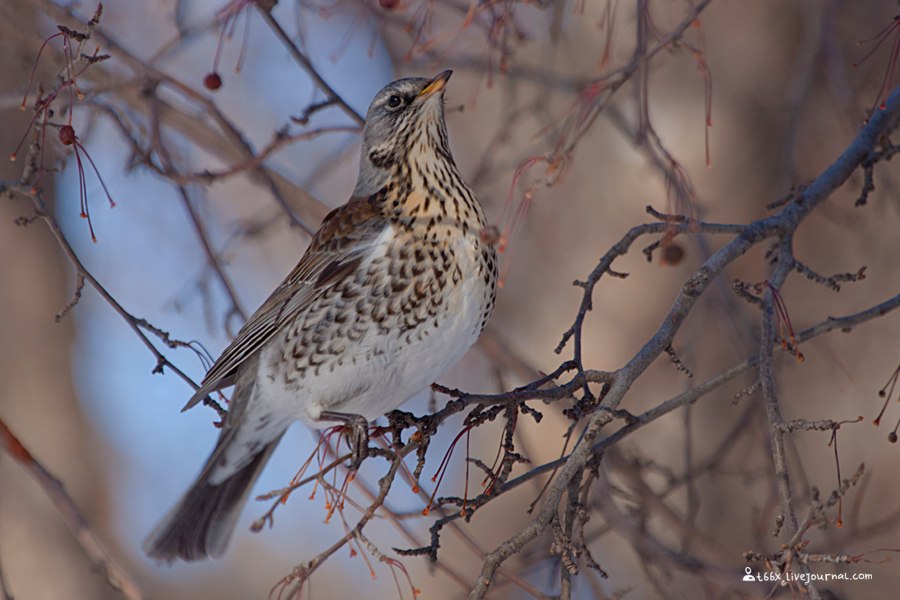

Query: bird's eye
(386, 94), (404, 110)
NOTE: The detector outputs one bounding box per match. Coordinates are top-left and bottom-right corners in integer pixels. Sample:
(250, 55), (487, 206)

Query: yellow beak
(418, 70), (453, 99)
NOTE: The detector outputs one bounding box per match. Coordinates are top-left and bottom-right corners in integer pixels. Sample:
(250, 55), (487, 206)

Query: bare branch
(0, 419), (144, 600)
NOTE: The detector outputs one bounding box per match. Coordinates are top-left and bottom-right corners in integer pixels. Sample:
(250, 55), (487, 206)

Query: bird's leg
(319, 411), (370, 470)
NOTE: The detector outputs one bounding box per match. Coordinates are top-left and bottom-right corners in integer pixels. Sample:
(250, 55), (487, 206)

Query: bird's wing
(181, 197), (389, 411)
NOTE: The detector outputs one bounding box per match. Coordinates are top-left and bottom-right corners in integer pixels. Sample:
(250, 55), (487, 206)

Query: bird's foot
(320, 411), (369, 470)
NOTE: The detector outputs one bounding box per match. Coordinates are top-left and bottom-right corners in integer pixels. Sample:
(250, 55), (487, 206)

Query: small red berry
(661, 242), (685, 266)
(203, 72), (222, 91)
(480, 224), (501, 245)
(379, 0), (400, 10)
(59, 125), (77, 146)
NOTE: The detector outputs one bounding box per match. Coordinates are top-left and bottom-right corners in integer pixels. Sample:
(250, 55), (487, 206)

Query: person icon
(742, 567), (757, 582)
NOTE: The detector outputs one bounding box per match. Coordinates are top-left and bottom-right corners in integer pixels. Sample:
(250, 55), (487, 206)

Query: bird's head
(354, 70), (453, 197)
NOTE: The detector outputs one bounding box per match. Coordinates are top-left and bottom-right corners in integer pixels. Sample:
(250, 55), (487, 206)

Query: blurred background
(1, 0), (898, 598)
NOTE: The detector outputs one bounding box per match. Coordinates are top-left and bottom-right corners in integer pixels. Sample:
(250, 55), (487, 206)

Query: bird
(144, 70), (498, 562)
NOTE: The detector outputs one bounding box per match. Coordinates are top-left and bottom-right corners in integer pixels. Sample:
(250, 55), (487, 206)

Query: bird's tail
(143, 426), (285, 562)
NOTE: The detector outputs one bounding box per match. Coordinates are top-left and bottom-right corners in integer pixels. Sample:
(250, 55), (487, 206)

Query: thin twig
(0, 419), (144, 600)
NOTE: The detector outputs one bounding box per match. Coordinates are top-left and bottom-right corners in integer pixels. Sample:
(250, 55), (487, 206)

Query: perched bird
(144, 70), (498, 562)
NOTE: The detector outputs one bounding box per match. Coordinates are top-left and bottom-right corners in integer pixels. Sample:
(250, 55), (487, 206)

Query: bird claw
(346, 414), (369, 470)
(320, 411), (370, 470)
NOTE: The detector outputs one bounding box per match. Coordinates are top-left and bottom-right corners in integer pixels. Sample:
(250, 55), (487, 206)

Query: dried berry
(204, 72), (223, 91)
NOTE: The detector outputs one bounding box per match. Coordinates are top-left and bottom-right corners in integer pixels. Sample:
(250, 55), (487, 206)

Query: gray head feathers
(353, 71), (453, 197)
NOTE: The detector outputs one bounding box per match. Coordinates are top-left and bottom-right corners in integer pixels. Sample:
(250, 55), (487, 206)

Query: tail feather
(144, 430), (284, 562)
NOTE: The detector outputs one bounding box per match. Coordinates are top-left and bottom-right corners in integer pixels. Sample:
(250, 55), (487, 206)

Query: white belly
(254, 231), (487, 426)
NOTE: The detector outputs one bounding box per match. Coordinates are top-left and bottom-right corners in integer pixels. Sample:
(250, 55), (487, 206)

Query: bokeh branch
(0, 418), (144, 600)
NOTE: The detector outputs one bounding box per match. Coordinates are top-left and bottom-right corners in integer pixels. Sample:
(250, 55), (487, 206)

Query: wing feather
(182, 198), (388, 411)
